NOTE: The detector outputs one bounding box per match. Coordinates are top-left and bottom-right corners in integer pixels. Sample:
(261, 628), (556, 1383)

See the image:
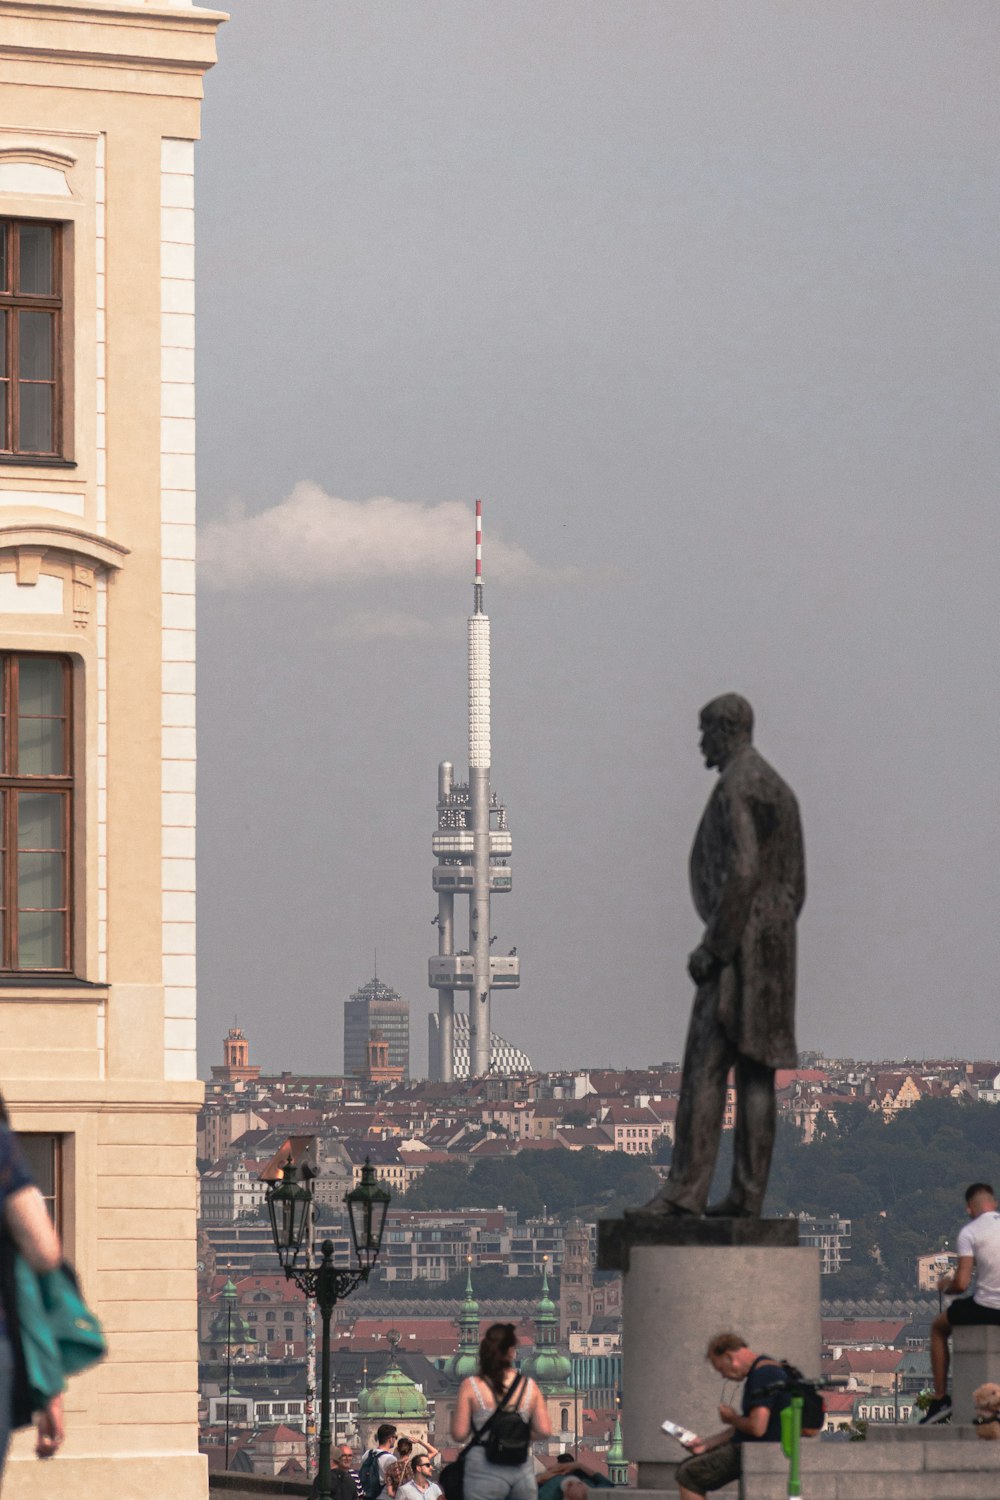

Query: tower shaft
(469, 765), (491, 1077)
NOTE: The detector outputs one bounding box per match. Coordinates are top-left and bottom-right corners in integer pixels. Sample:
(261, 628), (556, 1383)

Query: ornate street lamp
(265, 1154), (391, 1500)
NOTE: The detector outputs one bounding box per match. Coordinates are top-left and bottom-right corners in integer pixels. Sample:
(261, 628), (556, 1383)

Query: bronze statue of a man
(651, 694), (805, 1218)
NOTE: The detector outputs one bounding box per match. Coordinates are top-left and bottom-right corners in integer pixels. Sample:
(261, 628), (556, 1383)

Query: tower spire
(474, 498), (483, 613)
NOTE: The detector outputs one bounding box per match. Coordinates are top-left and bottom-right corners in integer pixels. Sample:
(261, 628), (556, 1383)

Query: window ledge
(0, 976), (107, 992)
(0, 458), (77, 470)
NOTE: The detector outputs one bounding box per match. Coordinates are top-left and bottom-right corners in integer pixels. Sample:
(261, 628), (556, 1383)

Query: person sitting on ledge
(674, 1331), (792, 1500)
(536, 1452), (614, 1500)
(535, 1453), (603, 1485)
(921, 1181), (1000, 1425)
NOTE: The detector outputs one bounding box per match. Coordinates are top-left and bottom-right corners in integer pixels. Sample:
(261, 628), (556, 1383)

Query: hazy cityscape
(194, 1017), (1000, 1475)
(0, 4), (996, 1498)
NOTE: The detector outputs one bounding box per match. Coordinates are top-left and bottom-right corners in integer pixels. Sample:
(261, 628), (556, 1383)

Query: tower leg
(469, 766), (491, 1076)
(438, 889), (454, 1082)
(438, 989), (454, 1083)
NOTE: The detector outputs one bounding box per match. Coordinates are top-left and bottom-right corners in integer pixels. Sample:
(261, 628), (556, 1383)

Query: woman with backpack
(451, 1323), (551, 1500)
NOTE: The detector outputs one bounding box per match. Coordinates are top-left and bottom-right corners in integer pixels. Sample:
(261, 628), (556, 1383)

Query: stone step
(740, 1433), (1000, 1499)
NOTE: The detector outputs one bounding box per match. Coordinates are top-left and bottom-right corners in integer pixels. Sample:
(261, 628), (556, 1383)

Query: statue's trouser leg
(661, 984), (735, 1214)
(730, 1056), (776, 1215)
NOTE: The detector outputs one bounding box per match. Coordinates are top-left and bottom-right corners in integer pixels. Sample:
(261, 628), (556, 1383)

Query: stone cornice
(0, 0), (227, 83)
(4, 1079), (205, 1108)
(0, 522), (129, 571)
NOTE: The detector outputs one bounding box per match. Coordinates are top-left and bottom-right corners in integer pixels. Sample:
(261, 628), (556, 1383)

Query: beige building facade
(0, 2), (223, 1496)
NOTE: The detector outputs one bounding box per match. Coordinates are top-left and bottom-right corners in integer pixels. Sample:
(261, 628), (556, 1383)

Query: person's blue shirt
(733, 1357), (791, 1444)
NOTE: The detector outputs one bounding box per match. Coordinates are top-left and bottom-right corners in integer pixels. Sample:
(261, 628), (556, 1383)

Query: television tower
(429, 502), (519, 1079)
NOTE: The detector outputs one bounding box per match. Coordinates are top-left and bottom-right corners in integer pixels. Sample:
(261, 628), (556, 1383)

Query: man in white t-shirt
(360, 1423), (398, 1500)
(921, 1181), (1000, 1424)
(395, 1455), (442, 1500)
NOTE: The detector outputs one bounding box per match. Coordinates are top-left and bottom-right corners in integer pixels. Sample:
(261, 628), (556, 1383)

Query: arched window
(560, 1408), (570, 1430)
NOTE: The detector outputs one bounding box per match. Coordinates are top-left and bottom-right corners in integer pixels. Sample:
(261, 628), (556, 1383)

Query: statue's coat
(690, 743), (805, 1069)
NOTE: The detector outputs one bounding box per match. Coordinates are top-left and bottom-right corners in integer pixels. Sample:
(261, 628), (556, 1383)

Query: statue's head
(699, 693), (753, 770)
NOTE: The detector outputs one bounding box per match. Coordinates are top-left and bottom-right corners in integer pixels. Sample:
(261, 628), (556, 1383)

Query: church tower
(212, 1024), (261, 1086)
(225, 1028), (248, 1071)
(559, 1219), (594, 1338)
(444, 1259), (481, 1385)
(522, 1258), (575, 1439)
(205, 1277), (257, 1361)
(607, 1413), (629, 1486)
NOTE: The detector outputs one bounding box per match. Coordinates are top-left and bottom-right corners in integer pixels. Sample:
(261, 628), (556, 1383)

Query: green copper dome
(358, 1354), (428, 1421)
(533, 1263), (558, 1325)
(524, 1347), (573, 1389)
(444, 1262), (481, 1385)
(607, 1413), (629, 1485)
(207, 1277), (257, 1347)
(522, 1261), (572, 1393)
(459, 1262), (480, 1326)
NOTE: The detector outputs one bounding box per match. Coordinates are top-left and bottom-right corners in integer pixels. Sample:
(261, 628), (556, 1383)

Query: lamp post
(266, 1154), (390, 1500)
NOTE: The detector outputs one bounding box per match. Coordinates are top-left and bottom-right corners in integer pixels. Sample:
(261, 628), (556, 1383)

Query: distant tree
(468, 1159), (544, 1218)
(401, 1163), (474, 1210)
(652, 1134), (672, 1165)
(759, 1096), (1000, 1298)
(562, 1109), (591, 1128)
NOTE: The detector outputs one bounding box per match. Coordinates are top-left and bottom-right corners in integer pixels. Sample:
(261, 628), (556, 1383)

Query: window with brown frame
(0, 654), (73, 972)
(0, 219), (63, 458)
(19, 1133), (65, 1235)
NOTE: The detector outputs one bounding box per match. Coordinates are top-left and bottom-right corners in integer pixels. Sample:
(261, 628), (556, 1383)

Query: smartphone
(661, 1418), (698, 1448)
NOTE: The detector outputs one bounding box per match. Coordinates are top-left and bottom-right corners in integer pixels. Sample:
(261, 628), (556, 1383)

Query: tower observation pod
(429, 502), (519, 1080)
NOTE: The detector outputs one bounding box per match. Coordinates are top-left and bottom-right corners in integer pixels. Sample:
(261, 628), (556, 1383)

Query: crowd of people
(2, 1111), (998, 1500)
(346, 1178), (1000, 1500)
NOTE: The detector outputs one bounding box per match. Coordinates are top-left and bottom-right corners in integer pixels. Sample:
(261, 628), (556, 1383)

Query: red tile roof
(827, 1349), (904, 1374)
(821, 1319), (906, 1346)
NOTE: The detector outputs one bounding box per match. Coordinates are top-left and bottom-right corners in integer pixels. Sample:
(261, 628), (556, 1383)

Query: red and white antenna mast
(474, 498), (484, 614)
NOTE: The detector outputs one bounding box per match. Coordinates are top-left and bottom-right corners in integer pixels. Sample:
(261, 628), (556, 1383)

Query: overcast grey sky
(193, 1), (999, 1078)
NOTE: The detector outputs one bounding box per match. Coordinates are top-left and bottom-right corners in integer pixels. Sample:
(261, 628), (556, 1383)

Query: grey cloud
(198, 483), (563, 590)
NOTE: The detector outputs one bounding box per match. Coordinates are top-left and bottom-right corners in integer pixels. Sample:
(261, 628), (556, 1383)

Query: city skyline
(193, 3), (999, 1075)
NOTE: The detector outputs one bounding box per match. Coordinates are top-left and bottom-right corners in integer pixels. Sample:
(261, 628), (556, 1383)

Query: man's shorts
(674, 1442), (740, 1496)
(947, 1297), (1000, 1328)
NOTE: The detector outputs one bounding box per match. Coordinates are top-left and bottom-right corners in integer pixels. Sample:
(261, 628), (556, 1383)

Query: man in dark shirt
(675, 1332), (791, 1500)
(338, 1445), (365, 1500)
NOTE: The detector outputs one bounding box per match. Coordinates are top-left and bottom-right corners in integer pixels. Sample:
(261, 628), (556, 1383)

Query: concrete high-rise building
(429, 504), (520, 1079)
(0, 3), (223, 1495)
(343, 975), (409, 1079)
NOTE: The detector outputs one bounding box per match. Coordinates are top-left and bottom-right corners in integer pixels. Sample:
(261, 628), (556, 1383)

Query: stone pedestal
(743, 1427), (1000, 1499)
(953, 1324), (1000, 1426)
(599, 1213), (819, 1492)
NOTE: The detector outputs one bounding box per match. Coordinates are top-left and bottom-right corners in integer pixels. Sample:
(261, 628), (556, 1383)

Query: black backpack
(359, 1448), (390, 1500)
(482, 1374), (532, 1466)
(756, 1359), (824, 1434)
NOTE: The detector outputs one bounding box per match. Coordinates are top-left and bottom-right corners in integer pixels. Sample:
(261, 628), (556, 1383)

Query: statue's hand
(688, 944), (720, 985)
